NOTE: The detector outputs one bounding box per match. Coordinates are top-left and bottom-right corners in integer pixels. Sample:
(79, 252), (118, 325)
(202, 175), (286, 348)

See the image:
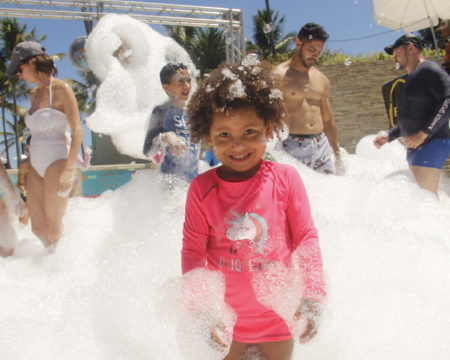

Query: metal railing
(0, 0), (245, 62)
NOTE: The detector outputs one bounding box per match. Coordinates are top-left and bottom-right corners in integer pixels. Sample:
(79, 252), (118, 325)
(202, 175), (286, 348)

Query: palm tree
(0, 63), (28, 168)
(0, 18), (45, 167)
(0, 92), (27, 168)
(66, 70), (98, 119)
(0, 111), (29, 161)
(416, 22), (446, 51)
(165, 26), (226, 75)
(165, 25), (196, 54)
(191, 28), (226, 74)
(250, 8), (296, 61)
(66, 69), (99, 158)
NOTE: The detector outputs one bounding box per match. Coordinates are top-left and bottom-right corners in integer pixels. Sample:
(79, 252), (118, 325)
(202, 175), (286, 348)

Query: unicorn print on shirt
(226, 212), (268, 255)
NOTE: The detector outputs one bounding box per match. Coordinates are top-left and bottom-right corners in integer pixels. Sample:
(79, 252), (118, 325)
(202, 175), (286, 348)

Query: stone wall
(317, 59), (402, 153)
(317, 57), (450, 173)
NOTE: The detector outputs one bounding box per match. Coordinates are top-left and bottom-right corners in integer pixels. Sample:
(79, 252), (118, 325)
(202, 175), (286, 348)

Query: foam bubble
(160, 268), (236, 359)
(263, 23), (273, 34)
(222, 68), (238, 80)
(269, 88), (283, 99)
(228, 79), (246, 100)
(241, 54), (260, 66)
(3, 137), (448, 359)
(85, 14), (198, 158)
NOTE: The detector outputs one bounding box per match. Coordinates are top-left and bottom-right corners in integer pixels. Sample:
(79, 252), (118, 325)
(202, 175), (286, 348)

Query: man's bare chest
(283, 81), (322, 107)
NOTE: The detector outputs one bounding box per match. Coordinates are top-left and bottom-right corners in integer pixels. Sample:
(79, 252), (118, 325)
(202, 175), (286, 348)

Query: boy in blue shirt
(143, 63), (200, 181)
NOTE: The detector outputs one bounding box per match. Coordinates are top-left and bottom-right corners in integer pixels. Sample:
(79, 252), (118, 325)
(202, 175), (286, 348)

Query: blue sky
(19, 0), (405, 81)
(5, 0), (406, 160)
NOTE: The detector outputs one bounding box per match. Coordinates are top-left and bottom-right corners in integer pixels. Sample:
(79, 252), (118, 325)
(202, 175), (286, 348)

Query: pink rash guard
(182, 160), (326, 343)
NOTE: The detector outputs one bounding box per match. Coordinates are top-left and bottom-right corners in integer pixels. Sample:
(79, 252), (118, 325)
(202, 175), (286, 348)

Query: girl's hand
(294, 297), (321, 344)
(57, 168), (75, 198)
(209, 321), (231, 350)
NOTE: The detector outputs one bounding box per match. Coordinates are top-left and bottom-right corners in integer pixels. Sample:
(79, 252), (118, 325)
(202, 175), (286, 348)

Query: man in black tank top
(374, 34), (450, 195)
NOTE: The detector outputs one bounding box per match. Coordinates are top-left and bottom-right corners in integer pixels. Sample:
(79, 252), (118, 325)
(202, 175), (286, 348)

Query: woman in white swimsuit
(7, 41), (83, 249)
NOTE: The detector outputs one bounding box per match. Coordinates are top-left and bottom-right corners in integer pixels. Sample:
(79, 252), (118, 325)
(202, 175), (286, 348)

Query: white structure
(1, 0), (246, 162)
(84, 14), (198, 158)
(0, 0), (245, 63)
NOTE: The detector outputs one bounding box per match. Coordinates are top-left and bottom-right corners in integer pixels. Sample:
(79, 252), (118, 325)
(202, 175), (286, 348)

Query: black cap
(384, 34), (423, 55)
(7, 41), (45, 76)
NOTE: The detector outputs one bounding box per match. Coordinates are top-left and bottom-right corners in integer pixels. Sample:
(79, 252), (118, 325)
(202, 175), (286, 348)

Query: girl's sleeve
(181, 180), (210, 274)
(286, 168), (326, 301)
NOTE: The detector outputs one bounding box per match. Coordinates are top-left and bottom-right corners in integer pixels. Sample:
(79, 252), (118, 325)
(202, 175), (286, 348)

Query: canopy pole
(423, 0), (440, 53)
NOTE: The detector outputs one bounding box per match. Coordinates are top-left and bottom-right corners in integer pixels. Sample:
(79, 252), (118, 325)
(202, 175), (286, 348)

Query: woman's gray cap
(7, 41), (45, 76)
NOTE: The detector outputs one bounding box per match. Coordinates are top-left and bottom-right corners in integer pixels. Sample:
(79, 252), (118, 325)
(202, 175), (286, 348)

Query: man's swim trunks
(282, 133), (335, 174)
(407, 138), (450, 169)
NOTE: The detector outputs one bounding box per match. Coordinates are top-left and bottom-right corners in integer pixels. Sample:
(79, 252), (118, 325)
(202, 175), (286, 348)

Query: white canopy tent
(373, 0), (450, 51)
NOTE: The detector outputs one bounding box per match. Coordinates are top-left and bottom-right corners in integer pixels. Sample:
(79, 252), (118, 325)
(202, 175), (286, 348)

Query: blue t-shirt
(143, 102), (199, 181)
(161, 105), (200, 181)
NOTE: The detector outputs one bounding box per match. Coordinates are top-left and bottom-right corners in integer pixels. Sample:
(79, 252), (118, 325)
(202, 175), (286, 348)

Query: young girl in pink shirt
(183, 60), (326, 360)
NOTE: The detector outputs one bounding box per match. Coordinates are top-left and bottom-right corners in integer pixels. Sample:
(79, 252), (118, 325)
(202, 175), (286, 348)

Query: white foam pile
(3, 13), (450, 360)
(0, 136), (447, 359)
(85, 14), (197, 159)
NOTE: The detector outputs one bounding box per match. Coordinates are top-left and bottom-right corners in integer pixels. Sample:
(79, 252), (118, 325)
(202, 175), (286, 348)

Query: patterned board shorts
(282, 133), (336, 174)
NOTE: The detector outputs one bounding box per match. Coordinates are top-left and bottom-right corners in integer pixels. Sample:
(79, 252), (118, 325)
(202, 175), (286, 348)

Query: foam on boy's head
(187, 60), (287, 143)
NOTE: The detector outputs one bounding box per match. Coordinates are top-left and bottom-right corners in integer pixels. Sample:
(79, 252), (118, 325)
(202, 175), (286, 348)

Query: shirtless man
(273, 22), (343, 174)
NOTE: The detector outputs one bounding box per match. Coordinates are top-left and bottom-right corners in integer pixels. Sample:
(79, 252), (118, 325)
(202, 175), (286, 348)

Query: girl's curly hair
(187, 59), (286, 143)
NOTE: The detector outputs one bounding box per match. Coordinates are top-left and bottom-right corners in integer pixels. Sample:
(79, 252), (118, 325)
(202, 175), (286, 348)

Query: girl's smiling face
(207, 106), (273, 180)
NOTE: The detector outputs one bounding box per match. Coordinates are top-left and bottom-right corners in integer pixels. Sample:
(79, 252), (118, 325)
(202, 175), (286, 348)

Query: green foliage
(415, 20), (447, 51)
(252, 8), (283, 57)
(191, 28), (226, 75)
(0, 113), (28, 152)
(249, 8), (295, 60)
(317, 47), (445, 65)
(66, 70), (98, 121)
(164, 25), (196, 53)
(0, 17), (45, 166)
(165, 25), (226, 75)
(316, 49), (392, 65)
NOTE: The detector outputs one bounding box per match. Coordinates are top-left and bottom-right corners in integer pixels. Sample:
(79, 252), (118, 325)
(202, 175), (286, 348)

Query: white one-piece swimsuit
(25, 79), (71, 177)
